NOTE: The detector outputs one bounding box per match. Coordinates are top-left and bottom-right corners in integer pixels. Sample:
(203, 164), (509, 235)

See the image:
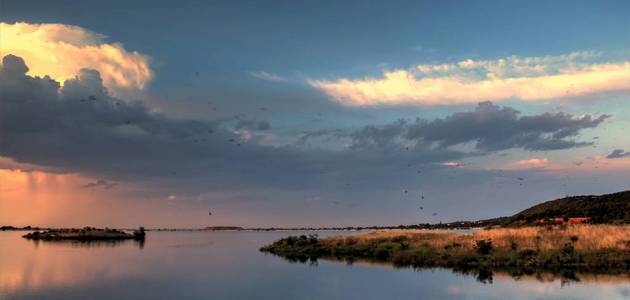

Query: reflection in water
(168, 241), (213, 248)
(28, 237), (145, 249)
(281, 253), (630, 286)
(2, 231), (630, 300)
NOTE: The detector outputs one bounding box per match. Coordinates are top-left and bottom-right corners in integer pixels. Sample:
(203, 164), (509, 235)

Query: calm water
(2, 231), (630, 300)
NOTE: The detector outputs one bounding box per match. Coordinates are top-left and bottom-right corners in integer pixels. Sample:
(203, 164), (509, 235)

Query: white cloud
(310, 51), (630, 106)
(0, 22), (152, 97)
(250, 70), (287, 82)
(506, 158), (550, 169)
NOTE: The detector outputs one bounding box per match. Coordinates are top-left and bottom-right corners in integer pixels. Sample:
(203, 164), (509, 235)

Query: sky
(1, 0), (630, 228)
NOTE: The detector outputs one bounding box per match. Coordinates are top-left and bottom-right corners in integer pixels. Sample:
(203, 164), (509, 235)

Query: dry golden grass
(323, 225), (630, 252)
(473, 225), (630, 252)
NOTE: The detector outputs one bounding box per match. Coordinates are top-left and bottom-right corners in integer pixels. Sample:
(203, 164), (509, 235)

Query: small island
(23, 227), (146, 241)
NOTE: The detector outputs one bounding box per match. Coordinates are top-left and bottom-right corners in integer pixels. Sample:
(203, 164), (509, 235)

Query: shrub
(391, 235), (408, 243)
(133, 227), (146, 240)
(562, 243), (575, 255)
(475, 239), (493, 255)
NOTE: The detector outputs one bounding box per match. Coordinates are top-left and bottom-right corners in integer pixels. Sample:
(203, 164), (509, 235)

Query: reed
(261, 225), (630, 274)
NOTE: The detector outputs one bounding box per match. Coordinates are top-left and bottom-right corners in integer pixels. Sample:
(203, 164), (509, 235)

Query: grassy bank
(260, 225), (630, 275)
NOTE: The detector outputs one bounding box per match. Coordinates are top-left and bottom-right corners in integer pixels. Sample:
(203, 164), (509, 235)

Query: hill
(508, 190), (630, 225)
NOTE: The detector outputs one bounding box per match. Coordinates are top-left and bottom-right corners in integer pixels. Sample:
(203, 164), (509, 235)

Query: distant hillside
(508, 190), (630, 225)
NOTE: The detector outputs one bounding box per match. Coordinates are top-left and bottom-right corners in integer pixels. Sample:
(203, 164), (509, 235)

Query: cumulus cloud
(607, 149), (630, 159)
(404, 102), (609, 151)
(0, 55), (610, 195)
(287, 102), (608, 179)
(0, 54), (464, 191)
(328, 102), (607, 153)
(310, 51), (630, 106)
(0, 54), (223, 180)
(0, 22), (152, 97)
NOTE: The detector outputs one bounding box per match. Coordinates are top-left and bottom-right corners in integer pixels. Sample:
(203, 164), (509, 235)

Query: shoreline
(260, 225), (630, 275)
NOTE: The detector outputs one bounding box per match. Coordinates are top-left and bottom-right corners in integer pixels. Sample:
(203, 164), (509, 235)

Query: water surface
(1, 231), (630, 300)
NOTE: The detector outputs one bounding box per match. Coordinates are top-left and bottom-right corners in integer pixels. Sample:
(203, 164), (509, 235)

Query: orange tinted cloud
(443, 161), (465, 167)
(0, 22), (152, 97)
(310, 52), (630, 106)
(506, 158), (550, 169)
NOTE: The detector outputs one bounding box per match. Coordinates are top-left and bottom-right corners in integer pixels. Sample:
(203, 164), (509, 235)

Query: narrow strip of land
(261, 225), (630, 274)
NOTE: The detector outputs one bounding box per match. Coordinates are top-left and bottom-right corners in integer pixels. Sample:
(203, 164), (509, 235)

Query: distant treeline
(6, 190), (630, 232)
(1, 226), (49, 231)
(248, 219), (509, 231)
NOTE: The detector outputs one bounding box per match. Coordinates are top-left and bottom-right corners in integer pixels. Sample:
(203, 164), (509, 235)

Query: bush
(133, 227), (146, 240)
(392, 235), (408, 243)
(562, 243), (575, 255)
(519, 249), (537, 258)
(475, 239), (493, 255)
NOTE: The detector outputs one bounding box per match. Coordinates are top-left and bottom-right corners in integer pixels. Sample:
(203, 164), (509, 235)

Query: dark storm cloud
(607, 149), (630, 159)
(0, 55), (461, 191)
(0, 55), (609, 194)
(349, 119), (408, 151)
(340, 101), (608, 152)
(406, 102), (608, 151)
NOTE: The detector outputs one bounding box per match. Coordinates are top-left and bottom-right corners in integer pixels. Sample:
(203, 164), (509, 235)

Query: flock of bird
(77, 92), (576, 224)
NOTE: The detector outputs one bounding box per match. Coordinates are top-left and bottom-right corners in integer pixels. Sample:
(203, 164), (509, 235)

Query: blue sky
(1, 1), (630, 227)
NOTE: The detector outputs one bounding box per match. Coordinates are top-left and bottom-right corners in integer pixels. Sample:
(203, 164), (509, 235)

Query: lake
(1, 231), (630, 300)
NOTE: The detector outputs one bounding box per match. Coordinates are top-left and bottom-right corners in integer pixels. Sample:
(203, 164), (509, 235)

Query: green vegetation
(261, 226), (630, 276)
(23, 227), (146, 241)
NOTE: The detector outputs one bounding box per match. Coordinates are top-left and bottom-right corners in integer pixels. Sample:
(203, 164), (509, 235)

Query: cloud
(310, 51), (630, 106)
(505, 158), (550, 169)
(0, 54), (462, 192)
(334, 102), (607, 152)
(296, 129), (346, 146)
(404, 102), (609, 151)
(443, 161), (465, 167)
(82, 179), (117, 189)
(607, 149), (630, 159)
(0, 22), (152, 97)
(250, 71), (287, 82)
(0, 55), (610, 197)
(234, 120), (271, 131)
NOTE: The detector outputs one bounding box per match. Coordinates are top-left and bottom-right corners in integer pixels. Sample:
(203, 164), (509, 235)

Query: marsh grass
(327, 225), (630, 252)
(261, 225), (630, 274)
